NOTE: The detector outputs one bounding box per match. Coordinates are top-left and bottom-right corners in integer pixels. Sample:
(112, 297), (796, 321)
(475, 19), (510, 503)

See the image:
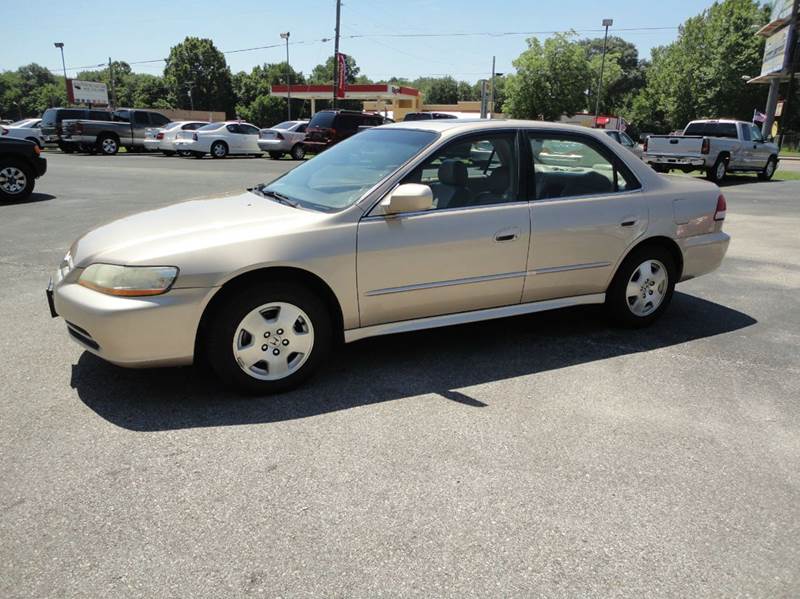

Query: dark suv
(403, 112), (458, 121)
(302, 110), (387, 153)
(40, 108), (112, 153)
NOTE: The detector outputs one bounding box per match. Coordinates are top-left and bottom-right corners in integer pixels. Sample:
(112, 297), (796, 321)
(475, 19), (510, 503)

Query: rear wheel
(606, 245), (677, 328)
(210, 141), (228, 159)
(758, 156), (777, 181)
(97, 135), (119, 156)
(707, 156), (727, 182)
(0, 160), (35, 202)
(177, 150), (192, 157)
(290, 144), (306, 160)
(268, 151), (284, 160)
(205, 282), (333, 394)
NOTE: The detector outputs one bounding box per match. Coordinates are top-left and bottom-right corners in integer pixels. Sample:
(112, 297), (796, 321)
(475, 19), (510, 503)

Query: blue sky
(3, 0), (718, 83)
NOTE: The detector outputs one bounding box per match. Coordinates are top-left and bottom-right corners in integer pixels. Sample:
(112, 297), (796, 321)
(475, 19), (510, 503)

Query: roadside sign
(67, 79), (109, 105)
(776, 100), (784, 117)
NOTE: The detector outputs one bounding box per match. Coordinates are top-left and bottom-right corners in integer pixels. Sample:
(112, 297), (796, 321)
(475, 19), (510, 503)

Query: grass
(779, 150), (800, 158)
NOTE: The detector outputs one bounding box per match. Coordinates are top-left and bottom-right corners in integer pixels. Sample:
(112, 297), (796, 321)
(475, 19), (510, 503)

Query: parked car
(0, 137), (47, 202)
(643, 119), (779, 182)
(403, 112), (459, 121)
(40, 107), (112, 153)
(604, 129), (643, 159)
(258, 120), (309, 160)
(0, 118), (44, 148)
(48, 119), (730, 393)
(302, 110), (387, 153)
(173, 121), (263, 158)
(60, 109), (171, 155)
(143, 121), (208, 156)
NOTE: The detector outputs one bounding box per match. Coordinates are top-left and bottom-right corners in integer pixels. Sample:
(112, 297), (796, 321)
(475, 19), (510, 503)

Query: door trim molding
(365, 270), (526, 297)
(345, 293), (605, 342)
(528, 261), (611, 275)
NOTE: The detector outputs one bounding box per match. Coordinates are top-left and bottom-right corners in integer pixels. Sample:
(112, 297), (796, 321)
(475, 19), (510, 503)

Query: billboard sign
(760, 26), (794, 76)
(67, 79), (109, 105)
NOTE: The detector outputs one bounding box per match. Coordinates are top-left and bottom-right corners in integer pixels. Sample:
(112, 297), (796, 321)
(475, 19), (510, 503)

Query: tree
(1, 63), (65, 118)
(233, 62), (307, 124)
(585, 51), (625, 115)
(236, 95), (287, 128)
(635, 0), (768, 131)
(425, 76), (459, 104)
(308, 55), (360, 84)
(164, 37), (237, 116)
(580, 37), (646, 114)
(504, 33), (590, 120)
(457, 80), (477, 102)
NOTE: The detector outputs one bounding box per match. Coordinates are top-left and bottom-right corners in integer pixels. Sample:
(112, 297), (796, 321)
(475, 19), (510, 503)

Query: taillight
(701, 138), (710, 155)
(330, 128), (337, 138)
(33, 144), (41, 156)
(192, 132), (198, 141)
(714, 194), (726, 221)
(275, 132), (284, 140)
(156, 132), (164, 140)
(643, 137), (648, 152)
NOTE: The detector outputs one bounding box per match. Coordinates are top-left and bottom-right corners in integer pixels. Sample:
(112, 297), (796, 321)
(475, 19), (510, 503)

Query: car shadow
(0, 192), (56, 206)
(71, 292), (756, 432)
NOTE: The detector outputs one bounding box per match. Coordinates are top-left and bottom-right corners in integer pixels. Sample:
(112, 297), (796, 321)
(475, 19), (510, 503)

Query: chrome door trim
(365, 270), (526, 297)
(360, 200), (531, 221)
(345, 293), (606, 342)
(528, 261), (611, 275)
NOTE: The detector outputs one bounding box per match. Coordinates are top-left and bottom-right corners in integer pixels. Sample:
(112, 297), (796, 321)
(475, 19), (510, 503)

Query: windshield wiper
(250, 185), (299, 208)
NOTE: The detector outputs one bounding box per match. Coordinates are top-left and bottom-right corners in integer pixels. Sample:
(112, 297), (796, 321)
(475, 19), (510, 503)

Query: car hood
(70, 191), (327, 268)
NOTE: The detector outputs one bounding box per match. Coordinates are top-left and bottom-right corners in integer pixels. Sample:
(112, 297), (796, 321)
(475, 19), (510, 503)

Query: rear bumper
(257, 139), (292, 151)
(143, 139), (161, 151)
(32, 155), (47, 178)
(52, 273), (212, 368)
(679, 231), (730, 281)
(302, 140), (332, 152)
(644, 154), (706, 168)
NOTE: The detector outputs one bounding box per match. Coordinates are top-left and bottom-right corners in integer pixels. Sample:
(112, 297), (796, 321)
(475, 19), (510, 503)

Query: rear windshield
(41, 109), (83, 125)
(684, 122), (739, 139)
(197, 122), (224, 131)
(161, 122), (182, 130)
(273, 121), (294, 130)
(403, 113), (431, 121)
(308, 112), (336, 128)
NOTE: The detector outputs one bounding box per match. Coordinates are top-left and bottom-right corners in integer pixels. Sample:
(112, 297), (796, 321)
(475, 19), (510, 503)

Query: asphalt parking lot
(2, 152), (799, 598)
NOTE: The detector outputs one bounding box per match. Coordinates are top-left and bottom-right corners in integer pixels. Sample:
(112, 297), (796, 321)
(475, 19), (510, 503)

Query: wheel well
(617, 236), (684, 282)
(193, 266), (345, 361)
(98, 131), (119, 141)
(717, 151), (730, 163)
(212, 140), (228, 149)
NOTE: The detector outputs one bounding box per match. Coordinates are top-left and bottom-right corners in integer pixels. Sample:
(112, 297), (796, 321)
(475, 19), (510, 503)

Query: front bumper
(52, 271), (213, 367)
(679, 231), (730, 281)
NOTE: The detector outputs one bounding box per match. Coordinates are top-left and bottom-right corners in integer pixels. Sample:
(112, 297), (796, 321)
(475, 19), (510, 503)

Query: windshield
(197, 122), (224, 131)
(258, 128), (437, 211)
(10, 119), (35, 128)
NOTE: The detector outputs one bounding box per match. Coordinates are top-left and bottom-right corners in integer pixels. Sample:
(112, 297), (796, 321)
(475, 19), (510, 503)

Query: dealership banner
(67, 79), (109, 105)
(336, 53), (347, 98)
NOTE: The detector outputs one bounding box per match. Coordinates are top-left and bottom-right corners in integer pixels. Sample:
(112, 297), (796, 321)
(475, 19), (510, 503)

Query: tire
(97, 134), (119, 156)
(706, 155), (727, 183)
(205, 282), (333, 394)
(177, 150), (192, 157)
(758, 156), (777, 181)
(268, 151), (284, 160)
(58, 142), (76, 154)
(210, 141), (228, 159)
(0, 160), (35, 202)
(290, 144), (306, 160)
(606, 245), (677, 328)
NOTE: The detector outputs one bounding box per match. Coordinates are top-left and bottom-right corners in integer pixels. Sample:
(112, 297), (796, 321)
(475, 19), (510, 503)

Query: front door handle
(494, 227), (519, 242)
(620, 218), (638, 227)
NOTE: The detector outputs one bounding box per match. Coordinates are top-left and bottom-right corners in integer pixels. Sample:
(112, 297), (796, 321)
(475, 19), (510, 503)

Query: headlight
(78, 264), (179, 297)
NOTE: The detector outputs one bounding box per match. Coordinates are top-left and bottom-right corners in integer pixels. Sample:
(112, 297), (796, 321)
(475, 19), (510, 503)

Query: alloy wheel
(232, 301), (315, 381)
(101, 138), (117, 154)
(625, 259), (668, 317)
(0, 166), (27, 195)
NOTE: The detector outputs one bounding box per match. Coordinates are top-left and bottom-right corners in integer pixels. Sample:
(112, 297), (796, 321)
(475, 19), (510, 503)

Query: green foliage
(309, 55), (360, 84)
(424, 76), (459, 104)
(1, 64), (67, 118)
(163, 37), (237, 117)
(236, 95), (288, 128)
(505, 33), (590, 120)
(233, 62), (308, 125)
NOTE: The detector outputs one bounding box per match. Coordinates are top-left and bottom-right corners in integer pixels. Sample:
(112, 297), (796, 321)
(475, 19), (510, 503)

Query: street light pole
(594, 19), (613, 122)
(54, 42), (68, 106)
(333, 0), (342, 108)
(280, 32), (291, 120)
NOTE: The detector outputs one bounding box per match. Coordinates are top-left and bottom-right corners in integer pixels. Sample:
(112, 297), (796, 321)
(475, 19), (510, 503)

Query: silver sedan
(258, 120), (308, 160)
(49, 120), (729, 393)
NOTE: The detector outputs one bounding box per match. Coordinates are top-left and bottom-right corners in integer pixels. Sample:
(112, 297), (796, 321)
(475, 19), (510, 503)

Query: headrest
(438, 159), (468, 187)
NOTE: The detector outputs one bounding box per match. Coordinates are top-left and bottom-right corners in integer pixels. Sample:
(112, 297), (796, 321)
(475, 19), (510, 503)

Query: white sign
(760, 26), (793, 76)
(68, 79), (109, 105)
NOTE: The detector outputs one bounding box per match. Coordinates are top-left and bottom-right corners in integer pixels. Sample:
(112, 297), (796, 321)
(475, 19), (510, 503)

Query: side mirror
(382, 183), (434, 215)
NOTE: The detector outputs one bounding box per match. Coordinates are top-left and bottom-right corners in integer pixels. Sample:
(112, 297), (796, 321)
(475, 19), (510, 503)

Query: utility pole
(108, 57), (116, 109)
(489, 56), (496, 118)
(333, 0), (342, 108)
(779, 0), (799, 148)
(54, 42), (68, 106)
(594, 19), (613, 121)
(280, 32), (291, 120)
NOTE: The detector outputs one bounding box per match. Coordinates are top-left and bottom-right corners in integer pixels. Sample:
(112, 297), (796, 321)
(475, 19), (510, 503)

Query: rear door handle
(494, 227), (519, 242)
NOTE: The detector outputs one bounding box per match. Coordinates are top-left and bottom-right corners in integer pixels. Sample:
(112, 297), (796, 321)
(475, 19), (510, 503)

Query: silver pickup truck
(643, 119), (779, 182)
(60, 109), (171, 155)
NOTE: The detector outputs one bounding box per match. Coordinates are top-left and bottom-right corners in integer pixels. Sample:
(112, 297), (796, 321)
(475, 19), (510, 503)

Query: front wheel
(290, 144), (306, 160)
(758, 156), (777, 181)
(0, 161), (35, 202)
(205, 283), (333, 394)
(606, 246), (677, 328)
(268, 151), (284, 160)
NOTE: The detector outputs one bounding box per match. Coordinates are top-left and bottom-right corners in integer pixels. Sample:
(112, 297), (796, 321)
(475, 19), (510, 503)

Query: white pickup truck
(643, 119), (779, 182)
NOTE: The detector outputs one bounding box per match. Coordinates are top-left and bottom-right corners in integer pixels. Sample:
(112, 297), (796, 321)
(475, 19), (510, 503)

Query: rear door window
(113, 110), (131, 122)
(133, 112), (150, 125)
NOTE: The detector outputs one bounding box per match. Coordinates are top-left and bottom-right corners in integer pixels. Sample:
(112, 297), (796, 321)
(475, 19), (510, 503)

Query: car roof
(380, 118), (622, 141)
